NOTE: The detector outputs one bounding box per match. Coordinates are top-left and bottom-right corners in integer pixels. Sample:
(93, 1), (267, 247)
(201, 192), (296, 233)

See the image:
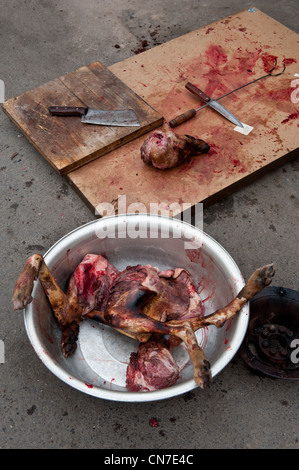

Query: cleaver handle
(185, 82), (210, 103)
(48, 106), (88, 116)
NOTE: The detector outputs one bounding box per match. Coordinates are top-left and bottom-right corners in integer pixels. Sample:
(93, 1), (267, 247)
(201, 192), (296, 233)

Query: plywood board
(2, 62), (163, 174)
(66, 8), (299, 216)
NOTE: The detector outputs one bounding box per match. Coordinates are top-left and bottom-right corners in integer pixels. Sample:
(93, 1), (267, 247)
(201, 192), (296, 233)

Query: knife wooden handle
(185, 82), (210, 103)
(169, 108), (197, 127)
(48, 106), (88, 116)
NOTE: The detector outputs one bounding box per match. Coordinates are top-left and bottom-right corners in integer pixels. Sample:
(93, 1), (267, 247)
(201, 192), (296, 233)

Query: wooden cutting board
(67, 8), (299, 215)
(2, 61), (163, 174)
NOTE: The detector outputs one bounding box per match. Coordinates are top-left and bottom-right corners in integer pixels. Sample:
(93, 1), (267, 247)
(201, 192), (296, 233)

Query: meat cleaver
(48, 106), (140, 127)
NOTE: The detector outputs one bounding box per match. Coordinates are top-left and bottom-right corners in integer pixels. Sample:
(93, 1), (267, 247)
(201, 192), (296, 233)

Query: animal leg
(39, 262), (83, 356)
(105, 310), (211, 389)
(12, 254), (45, 310)
(12, 254), (68, 324)
(12, 254), (79, 326)
(167, 320), (211, 388)
(87, 310), (152, 343)
(237, 263), (275, 299)
(61, 321), (80, 357)
(189, 263), (275, 330)
(12, 254), (82, 357)
(164, 264), (275, 385)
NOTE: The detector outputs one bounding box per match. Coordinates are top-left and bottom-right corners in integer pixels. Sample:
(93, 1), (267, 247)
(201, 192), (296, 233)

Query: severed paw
(195, 359), (211, 389)
(61, 321), (79, 357)
(238, 263), (275, 300)
(254, 263), (275, 289)
(12, 255), (43, 310)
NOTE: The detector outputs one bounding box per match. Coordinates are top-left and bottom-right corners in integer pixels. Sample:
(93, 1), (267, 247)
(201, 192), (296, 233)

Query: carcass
(12, 253), (119, 356)
(140, 130), (210, 169)
(12, 253), (275, 390)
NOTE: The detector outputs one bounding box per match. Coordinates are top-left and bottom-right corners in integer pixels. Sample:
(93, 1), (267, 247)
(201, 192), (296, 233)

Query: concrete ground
(1, 0), (298, 450)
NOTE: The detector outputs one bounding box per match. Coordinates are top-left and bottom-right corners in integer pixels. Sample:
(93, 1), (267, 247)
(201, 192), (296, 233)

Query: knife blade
(48, 106), (140, 127)
(185, 83), (244, 128)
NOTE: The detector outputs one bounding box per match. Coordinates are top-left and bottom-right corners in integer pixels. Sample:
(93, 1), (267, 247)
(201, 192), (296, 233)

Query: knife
(169, 83), (243, 128)
(185, 83), (243, 128)
(48, 106), (140, 127)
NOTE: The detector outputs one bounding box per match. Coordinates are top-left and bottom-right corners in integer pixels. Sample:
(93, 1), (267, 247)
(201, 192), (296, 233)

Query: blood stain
(205, 44), (228, 67)
(208, 144), (219, 156)
(281, 111), (299, 124)
(282, 58), (297, 65)
(149, 417), (159, 428)
(261, 54), (278, 72)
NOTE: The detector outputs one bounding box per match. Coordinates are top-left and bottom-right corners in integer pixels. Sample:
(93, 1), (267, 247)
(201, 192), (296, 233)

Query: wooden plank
(67, 8), (299, 215)
(2, 62), (163, 174)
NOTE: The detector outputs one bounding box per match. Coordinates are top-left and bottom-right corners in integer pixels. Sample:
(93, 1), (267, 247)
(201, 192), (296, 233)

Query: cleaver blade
(48, 106), (140, 127)
(82, 108), (140, 127)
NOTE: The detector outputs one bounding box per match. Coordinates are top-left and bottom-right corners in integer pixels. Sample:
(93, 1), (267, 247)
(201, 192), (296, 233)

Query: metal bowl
(24, 214), (248, 402)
